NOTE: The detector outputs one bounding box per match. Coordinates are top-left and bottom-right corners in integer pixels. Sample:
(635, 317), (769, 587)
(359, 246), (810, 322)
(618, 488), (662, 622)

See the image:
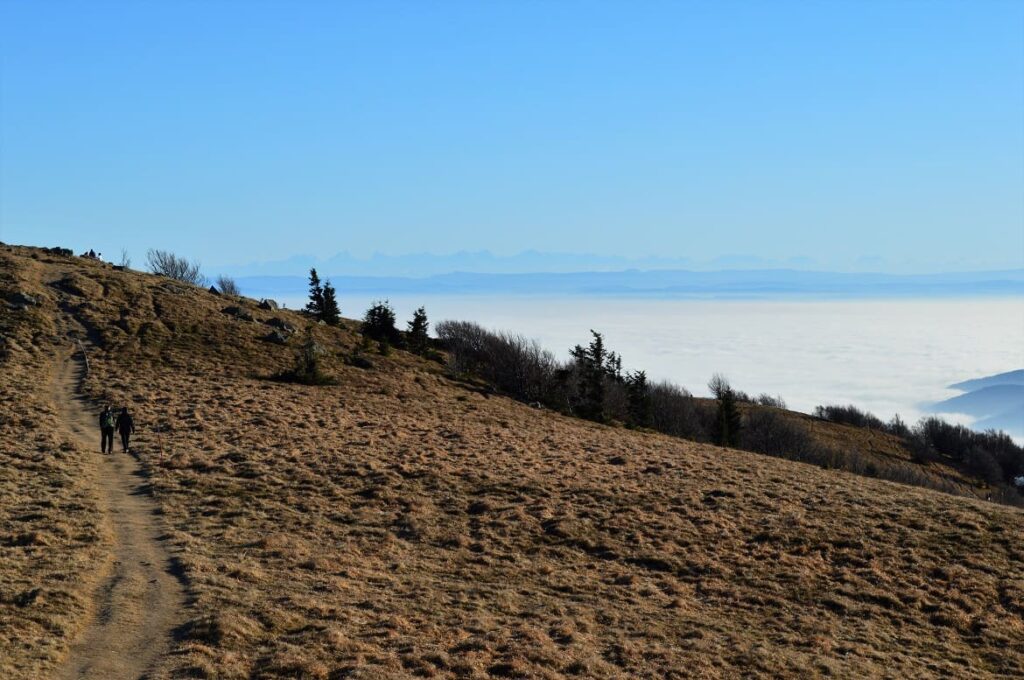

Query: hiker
(116, 407), (135, 453)
(99, 405), (115, 453)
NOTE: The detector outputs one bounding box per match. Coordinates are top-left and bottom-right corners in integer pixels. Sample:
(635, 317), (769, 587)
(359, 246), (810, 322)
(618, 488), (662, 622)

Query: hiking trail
(53, 345), (186, 680)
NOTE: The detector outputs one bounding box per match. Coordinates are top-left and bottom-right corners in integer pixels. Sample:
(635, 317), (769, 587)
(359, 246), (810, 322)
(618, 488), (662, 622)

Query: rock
(209, 286), (221, 296)
(8, 291), (39, 307)
(264, 330), (291, 345)
(221, 306), (255, 322)
(266, 317), (296, 333)
(258, 299), (278, 310)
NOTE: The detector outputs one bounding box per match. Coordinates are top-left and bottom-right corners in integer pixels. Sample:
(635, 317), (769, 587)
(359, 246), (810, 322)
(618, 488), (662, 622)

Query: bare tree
(215, 275), (240, 296)
(119, 248), (132, 268)
(145, 249), (206, 286)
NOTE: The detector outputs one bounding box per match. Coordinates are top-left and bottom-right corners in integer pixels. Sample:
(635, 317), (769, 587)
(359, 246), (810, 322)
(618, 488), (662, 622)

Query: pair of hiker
(99, 406), (134, 454)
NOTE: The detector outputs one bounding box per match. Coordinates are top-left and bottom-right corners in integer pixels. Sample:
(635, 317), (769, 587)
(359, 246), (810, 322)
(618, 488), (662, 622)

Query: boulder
(8, 292), (39, 307)
(264, 330), (291, 345)
(258, 299), (278, 311)
(209, 286), (221, 296)
(266, 317), (296, 333)
(221, 306), (255, 322)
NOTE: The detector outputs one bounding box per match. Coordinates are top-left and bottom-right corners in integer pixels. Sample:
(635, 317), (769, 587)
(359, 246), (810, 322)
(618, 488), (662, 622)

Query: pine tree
(320, 280), (341, 325)
(573, 330), (607, 422)
(626, 370), (651, 427)
(306, 268), (324, 319)
(362, 300), (399, 344)
(407, 306), (430, 355)
(709, 374), (742, 447)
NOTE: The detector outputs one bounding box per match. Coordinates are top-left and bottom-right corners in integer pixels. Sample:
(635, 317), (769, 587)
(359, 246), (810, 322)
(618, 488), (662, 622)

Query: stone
(266, 317), (296, 333)
(264, 330), (291, 345)
(221, 306), (255, 322)
(8, 292), (39, 306)
(258, 299), (278, 310)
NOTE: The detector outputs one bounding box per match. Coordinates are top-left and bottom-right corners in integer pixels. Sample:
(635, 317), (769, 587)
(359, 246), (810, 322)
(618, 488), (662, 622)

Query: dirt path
(53, 348), (186, 680)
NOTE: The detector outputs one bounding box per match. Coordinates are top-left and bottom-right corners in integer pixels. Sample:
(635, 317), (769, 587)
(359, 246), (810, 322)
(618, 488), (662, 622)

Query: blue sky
(1, 1), (1022, 273)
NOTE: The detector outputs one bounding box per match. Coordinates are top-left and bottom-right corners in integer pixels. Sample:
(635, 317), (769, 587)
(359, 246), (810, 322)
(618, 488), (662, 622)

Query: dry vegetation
(2, 244), (1023, 678)
(0, 250), (109, 677)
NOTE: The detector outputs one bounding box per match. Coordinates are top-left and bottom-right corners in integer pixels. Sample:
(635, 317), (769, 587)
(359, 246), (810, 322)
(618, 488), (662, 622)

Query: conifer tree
(362, 300), (400, 344)
(626, 370), (651, 427)
(321, 280), (341, 326)
(306, 268), (324, 318)
(407, 306), (430, 355)
(709, 374), (742, 447)
(570, 330), (608, 422)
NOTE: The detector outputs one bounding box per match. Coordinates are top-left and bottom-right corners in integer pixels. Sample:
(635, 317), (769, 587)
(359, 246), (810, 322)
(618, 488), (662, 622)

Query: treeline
(815, 403), (1024, 497)
(436, 320), (821, 452)
(437, 320), (1024, 505)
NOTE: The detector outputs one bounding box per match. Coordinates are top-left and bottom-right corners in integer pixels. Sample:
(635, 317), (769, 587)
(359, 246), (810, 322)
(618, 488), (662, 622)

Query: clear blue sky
(1, 1), (1022, 273)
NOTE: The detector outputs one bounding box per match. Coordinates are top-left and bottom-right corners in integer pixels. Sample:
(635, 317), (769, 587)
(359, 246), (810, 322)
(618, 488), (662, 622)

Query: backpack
(102, 411), (115, 429)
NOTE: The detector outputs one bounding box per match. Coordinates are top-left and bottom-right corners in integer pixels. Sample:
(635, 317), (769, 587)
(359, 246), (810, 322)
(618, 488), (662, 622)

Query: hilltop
(1, 244), (1022, 679)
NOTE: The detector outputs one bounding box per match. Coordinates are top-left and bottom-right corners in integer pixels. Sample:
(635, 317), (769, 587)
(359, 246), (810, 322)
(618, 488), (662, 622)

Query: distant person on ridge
(99, 405), (115, 454)
(116, 407), (135, 453)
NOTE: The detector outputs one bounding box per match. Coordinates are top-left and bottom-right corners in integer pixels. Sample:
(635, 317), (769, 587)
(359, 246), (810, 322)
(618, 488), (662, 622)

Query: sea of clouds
(274, 294), (1024, 438)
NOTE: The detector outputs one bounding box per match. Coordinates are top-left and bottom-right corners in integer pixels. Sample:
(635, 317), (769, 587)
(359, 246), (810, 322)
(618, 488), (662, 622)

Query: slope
(2, 244), (1023, 679)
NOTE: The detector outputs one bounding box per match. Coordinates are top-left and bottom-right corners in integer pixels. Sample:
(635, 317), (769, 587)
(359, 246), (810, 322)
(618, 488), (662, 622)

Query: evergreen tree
(709, 374), (742, 447)
(362, 300), (400, 344)
(626, 370), (651, 427)
(407, 306), (430, 355)
(570, 330), (608, 422)
(321, 280), (341, 326)
(306, 268), (324, 318)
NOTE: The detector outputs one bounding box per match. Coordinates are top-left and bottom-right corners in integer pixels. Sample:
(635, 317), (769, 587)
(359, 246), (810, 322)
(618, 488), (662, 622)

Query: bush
(813, 404), (887, 430)
(437, 320), (559, 405)
(362, 300), (401, 345)
(755, 393), (787, 409)
(215, 275), (240, 296)
(741, 410), (823, 461)
(146, 249), (206, 286)
(648, 381), (710, 441)
(273, 336), (336, 385)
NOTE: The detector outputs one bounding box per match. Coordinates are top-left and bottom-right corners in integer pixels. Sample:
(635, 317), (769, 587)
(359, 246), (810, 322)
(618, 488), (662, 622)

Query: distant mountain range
(236, 268), (1024, 299)
(932, 370), (1024, 437)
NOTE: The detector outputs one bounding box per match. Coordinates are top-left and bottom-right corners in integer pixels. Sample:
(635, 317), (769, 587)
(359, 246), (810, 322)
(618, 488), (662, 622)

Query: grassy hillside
(2, 244), (1023, 678)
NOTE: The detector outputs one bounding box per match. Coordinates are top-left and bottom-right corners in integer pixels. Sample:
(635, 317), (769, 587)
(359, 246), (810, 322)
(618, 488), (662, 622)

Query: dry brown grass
(2, 244), (1023, 678)
(0, 249), (109, 678)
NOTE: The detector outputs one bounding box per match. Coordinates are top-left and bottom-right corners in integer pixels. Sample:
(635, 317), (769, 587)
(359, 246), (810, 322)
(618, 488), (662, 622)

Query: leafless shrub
(741, 410), (822, 461)
(215, 275), (240, 297)
(755, 393), (786, 409)
(648, 381), (710, 441)
(437, 320), (559, 403)
(118, 248), (131, 268)
(146, 249), (206, 286)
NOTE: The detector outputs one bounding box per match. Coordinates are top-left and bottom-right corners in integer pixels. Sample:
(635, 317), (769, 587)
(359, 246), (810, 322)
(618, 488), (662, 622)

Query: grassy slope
(0, 250), (109, 677)
(1, 245), (1023, 678)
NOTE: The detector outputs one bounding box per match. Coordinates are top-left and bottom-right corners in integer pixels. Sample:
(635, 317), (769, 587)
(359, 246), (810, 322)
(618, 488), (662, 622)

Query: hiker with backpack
(99, 405), (115, 454)
(116, 407), (135, 453)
